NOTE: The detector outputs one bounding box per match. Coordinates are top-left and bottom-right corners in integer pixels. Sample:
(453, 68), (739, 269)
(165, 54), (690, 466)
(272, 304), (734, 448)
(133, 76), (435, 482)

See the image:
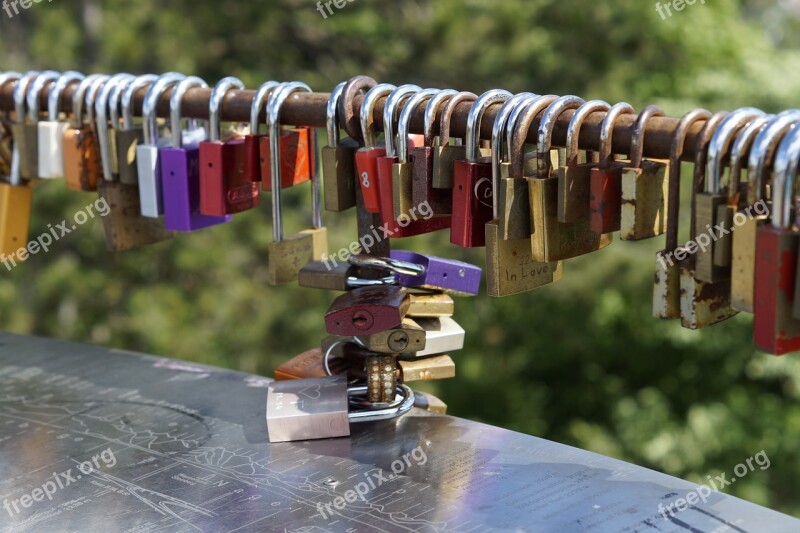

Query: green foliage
(1, 0), (799, 517)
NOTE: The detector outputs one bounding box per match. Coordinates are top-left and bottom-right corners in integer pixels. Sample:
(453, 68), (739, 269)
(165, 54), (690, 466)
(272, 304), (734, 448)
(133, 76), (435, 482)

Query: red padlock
(259, 81), (313, 191)
(754, 124), (800, 355)
(451, 89), (512, 248)
(199, 77), (260, 216)
(242, 80), (279, 182)
(354, 82), (391, 213)
(589, 102), (636, 234)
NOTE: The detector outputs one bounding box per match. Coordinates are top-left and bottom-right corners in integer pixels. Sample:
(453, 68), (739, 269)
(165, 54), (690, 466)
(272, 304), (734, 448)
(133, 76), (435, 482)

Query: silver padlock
(136, 72), (185, 218)
(266, 375), (414, 443)
(38, 71), (84, 179)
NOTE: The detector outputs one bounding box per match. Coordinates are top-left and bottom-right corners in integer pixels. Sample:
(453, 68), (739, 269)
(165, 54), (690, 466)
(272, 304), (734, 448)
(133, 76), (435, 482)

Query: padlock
(100, 73), (136, 178)
(38, 71), (84, 179)
(557, 100), (610, 223)
(376, 85), (450, 238)
(731, 110), (800, 312)
(349, 78), (386, 214)
(526, 96), (612, 262)
(589, 102), (635, 234)
(160, 76), (231, 232)
(258, 106), (313, 192)
(620, 105), (674, 241)
(22, 71), (61, 179)
(95, 76), (174, 252)
(411, 89), (457, 215)
(413, 391), (448, 414)
(267, 82), (328, 285)
(451, 89), (512, 248)
(653, 109), (710, 319)
(695, 108), (765, 282)
(365, 354), (399, 403)
(274, 347), (355, 381)
(199, 76), (261, 217)
(351, 318), (427, 354)
(754, 125), (800, 354)
(398, 355), (456, 383)
(498, 93), (553, 240)
(136, 72), (185, 218)
(63, 74), (108, 192)
(242, 80), (279, 183)
(322, 81), (359, 212)
(0, 72), (20, 178)
(407, 293), (455, 317)
(95, 74), (134, 183)
(404, 316), (465, 357)
(432, 91), (477, 190)
(486, 94), (563, 296)
(117, 74), (157, 185)
(298, 260), (395, 291)
(355, 250), (483, 296)
(679, 111), (739, 330)
(325, 285), (410, 336)
(10, 71), (43, 181)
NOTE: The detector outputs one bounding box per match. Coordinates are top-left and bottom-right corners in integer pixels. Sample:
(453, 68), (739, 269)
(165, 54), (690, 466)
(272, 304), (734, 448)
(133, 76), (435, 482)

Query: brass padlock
(694, 108), (765, 282)
(557, 99), (610, 224)
(63, 74), (108, 192)
(525, 95), (612, 262)
(653, 109), (710, 319)
(117, 74), (157, 185)
(619, 105), (673, 241)
(322, 81), (359, 212)
(432, 91), (477, 189)
(0, 110), (33, 266)
(268, 82), (328, 285)
(38, 71), (84, 179)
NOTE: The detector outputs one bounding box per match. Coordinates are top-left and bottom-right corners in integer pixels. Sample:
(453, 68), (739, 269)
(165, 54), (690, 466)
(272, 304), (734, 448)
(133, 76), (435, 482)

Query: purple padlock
(389, 250), (482, 296)
(161, 77), (231, 232)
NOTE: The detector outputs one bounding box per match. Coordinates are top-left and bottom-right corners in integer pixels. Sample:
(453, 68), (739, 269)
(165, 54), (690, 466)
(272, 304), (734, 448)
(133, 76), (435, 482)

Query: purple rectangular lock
(160, 145), (232, 232)
(389, 250), (482, 296)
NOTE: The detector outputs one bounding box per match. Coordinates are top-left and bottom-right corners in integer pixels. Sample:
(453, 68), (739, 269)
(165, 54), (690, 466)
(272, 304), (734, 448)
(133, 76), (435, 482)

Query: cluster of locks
(1, 70), (799, 440)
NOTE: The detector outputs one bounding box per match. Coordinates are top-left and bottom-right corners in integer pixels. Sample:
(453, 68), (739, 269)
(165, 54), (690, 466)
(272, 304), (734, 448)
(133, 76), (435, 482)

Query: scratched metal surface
(0, 331), (797, 533)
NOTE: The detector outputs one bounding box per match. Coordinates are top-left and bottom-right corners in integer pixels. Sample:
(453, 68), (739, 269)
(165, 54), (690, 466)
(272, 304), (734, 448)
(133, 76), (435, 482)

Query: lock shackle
(423, 89), (457, 146)
(466, 89), (512, 162)
(0, 72), (21, 122)
(13, 71), (40, 122)
(142, 72), (186, 145)
(108, 76), (135, 128)
(121, 74), (157, 130)
(746, 109), (800, 206)
(598, 102), (636, 169)
(267, 81), (314, 242)
(509, 94), (557, 180)
(0, 72), (21, 182)
(490, 92), (535, 218)
(690, 111), (728, 240)
(348, 384), (415, 422)
(630, 105), (665, 168)
(566, 100), (610, 167)
(170, 76), (209, 148)
(360, 83), (396, 149)
(772, 125), (800, 229)
(398, 88), (439, 163)
(504, 93), (538, 162)
(250, 80), (280, 136)
(69, 74), (104, 128)
(339, 75), (377, 142)
(439, 91), (477, 147)
(664, 109), (711, 253)
(208, 78), (242, 132)
(348, 254), (426, 278)
(383, 84), (422, 158)
(47, 71), (84, 121)
(84, 75), (112, 131)
(96, 74), (135, 181)
(705, 107), (765, 194)
(537, 95), (585, 176)
(326, 81), (347, 147)
(729, 115), (771, 200)
(26, 70), (60, 123)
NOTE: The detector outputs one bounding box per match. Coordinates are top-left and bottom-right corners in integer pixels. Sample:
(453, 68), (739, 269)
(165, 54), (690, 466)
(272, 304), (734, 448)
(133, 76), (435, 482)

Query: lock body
(37, 121), (70, 178)
(259, 128), (312, 191)
(412, 145), (452, 215)
(589, 165), (624, 234)
(63, 126), (102, 191)
(199, 139), (260, 217)
(97, 180), (175, 251)
(451, 158), (493, 248)
(754, 226), (800, 354)
(117, 127), (144, 185)
(0, 182), (32, 261)
(322, 139), (359, 212)
(325, 285), (410, 336)
(620, 160), (669, 241)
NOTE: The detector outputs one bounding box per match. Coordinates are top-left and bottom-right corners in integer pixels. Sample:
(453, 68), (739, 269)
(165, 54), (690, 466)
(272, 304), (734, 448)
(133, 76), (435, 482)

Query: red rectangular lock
(325, 285), (410, 336)
(260, 127), (312, 191)
(355, 146), (385, 213)
(451, 157), (493, 247)
(589, 164), (623, 233)
(199, 138), (261, 216)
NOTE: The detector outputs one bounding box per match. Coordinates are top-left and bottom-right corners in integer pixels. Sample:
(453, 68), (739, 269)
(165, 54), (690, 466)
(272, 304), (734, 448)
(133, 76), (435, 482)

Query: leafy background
(1, 0), (799, 517)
